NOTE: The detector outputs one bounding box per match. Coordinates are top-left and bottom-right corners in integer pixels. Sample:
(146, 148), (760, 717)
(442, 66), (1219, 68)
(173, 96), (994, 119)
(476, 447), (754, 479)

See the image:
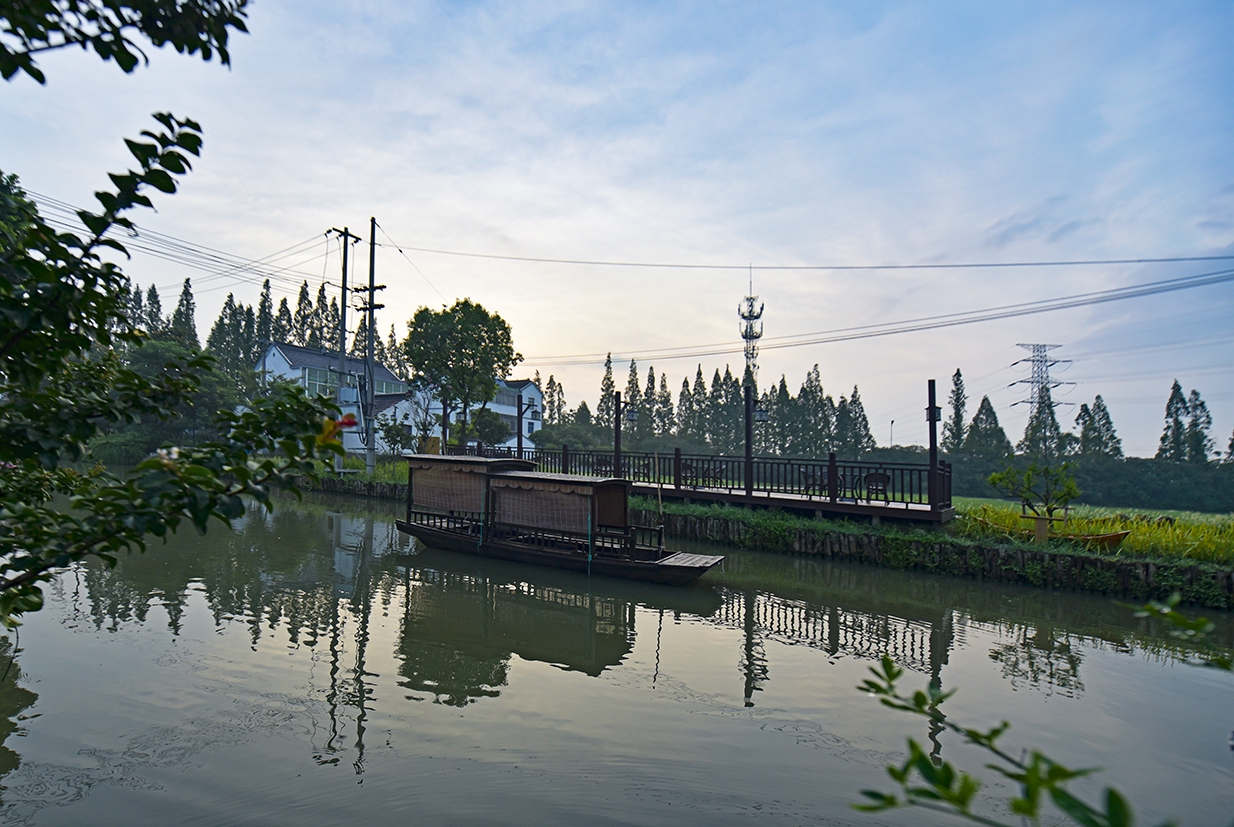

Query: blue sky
(4, 1), (1232, 456)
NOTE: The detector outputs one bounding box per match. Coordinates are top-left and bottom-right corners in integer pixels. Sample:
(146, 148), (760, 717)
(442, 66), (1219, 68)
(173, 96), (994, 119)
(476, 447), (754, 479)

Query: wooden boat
(395, 454), (723, 586)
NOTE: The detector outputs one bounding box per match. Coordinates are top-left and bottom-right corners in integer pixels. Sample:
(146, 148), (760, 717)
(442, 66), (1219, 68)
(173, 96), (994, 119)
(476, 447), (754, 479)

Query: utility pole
(329, 226), (357, 473)
(1010, 343), (1074, 415)
(365, 217), (377, 475)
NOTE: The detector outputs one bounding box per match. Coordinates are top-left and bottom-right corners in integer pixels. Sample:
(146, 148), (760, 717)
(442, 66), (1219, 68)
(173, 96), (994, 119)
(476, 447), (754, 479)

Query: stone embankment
(305, 477), (1233, 609)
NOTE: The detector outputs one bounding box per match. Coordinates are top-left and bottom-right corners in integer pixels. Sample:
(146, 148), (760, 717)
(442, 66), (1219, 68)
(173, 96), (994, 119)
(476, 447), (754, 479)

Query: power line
(374, 239), (1234, 272)
(523, 265), (1234, 366)
(374, 221), (447, 303)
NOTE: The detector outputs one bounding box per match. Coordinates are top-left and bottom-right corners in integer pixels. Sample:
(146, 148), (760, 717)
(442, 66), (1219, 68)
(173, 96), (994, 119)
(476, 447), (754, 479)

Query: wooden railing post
(827, 452), (838, 502)
(927, 379), (940, 512)
(744, 384), (754, 498)
(562, 444), (570, 475)
(674, 447), (682, 489)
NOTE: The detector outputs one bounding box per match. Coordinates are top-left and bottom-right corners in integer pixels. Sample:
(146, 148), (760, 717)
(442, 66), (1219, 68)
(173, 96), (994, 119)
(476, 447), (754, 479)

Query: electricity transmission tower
(738, 266), (764, 381)
(1009, 343), (1074, 416)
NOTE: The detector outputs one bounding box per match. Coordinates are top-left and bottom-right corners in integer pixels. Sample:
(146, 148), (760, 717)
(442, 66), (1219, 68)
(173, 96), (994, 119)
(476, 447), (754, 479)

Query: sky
(3, 1), (1232, 457)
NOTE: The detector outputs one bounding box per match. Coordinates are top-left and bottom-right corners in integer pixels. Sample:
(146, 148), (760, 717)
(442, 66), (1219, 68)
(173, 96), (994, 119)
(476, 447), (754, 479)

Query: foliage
(0, 0), (249, 84)
(961, 396), (1014, 459)
(1075, 395), (1122, 458)
(1154, 381), (1214, 464)
(854, 655), (1171, 827)
(400, 299), (520, 445)
(0, 5), (342, 628)
(1017, 385), (1066, 459)
(957, 503), (1234, 565)
(1130, 592), (1233, 670)
(374, 409), (416, 456)
(470, 407), (512, 448)
(988, 460), (1080, 519)
(942, 368), (966, 454)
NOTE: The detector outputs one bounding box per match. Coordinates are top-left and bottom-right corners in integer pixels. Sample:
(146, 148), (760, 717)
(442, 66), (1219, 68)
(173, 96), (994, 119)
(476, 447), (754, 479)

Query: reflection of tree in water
(988, 624), (1084, 698)
(395, 565), (633, 707)
(0, 637), (38, 781)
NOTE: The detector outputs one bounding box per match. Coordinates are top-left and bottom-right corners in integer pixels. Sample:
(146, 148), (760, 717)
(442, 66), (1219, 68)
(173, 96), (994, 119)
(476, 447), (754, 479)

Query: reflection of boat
(395, 455), (723, 586)
(399, 544), (724, 618)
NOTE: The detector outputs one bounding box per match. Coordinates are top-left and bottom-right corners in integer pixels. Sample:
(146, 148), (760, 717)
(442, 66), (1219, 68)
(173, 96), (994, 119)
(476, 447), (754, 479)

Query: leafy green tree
(471, 407), (512, 448)
(167, 277), (198, 349)
(1184, 389), (1213, 464)
(942, 368), (966, 454)
(0, 0), (249, 84)
(401, 299), (521, 447)
(989, 460), (1080, 520)
(962, 396), (1013, 459)
(1155, 380), (1188, 462)
(1075, 395), (1122, 458)
(596, 353), (615, 426)
(0, 4), (341, 628)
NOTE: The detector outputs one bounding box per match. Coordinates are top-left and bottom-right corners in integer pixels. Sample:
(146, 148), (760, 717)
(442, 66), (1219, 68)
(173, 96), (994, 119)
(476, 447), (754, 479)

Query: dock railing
(445, 445), (952, 512)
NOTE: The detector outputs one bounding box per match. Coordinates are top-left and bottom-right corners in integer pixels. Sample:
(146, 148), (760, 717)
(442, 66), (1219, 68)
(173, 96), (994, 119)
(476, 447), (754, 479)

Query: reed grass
(955, 502), (1234, 565)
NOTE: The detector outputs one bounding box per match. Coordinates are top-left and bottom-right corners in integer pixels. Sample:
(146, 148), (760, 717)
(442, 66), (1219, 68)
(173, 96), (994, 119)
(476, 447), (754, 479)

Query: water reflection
(8, 494), (1230, 802)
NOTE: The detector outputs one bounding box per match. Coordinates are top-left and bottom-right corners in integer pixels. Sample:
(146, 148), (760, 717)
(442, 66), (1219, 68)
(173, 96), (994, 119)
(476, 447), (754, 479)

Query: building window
(527, 422), (534, 435)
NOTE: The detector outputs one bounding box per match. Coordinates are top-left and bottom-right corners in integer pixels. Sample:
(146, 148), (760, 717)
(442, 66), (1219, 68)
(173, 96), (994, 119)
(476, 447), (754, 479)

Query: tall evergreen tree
(656, 373), (674, 437)
(795, 365), (833, 457)
(306, 283), (329, 348)
(1185, 389), (1214, 464)
(168, 277), (199, 349)
(206, 293), (238, 374)
(677, 377), (695, 440)
(273, 297), (293, 343)
(596, 353), (615, 425)
(349, 315), (368, 358)
(385, 325), (407, 379)
(1155, 380), (1188, 462)
(324, 298), (341, 352)
(642, 366), (657, 438)
(544, 376), (560, 425)
(963, 396), (1013, 459)
(706, 368), (725, 448)
(847, 385), (875, 455)
(690, 366), (708, 442)
(256, 279), (273, 346)
(1018, 385), (1062, 459)
(1076, 395), (1122, 457)
(623, 359), (642, 423)
(241, 304), (257, 369)
(1226, 428), (1234, 464)
(293, 281), (313, 346)
(145, 284), (164, 332)
(128, 283), (145, 329)
(942, 369), (966, 454)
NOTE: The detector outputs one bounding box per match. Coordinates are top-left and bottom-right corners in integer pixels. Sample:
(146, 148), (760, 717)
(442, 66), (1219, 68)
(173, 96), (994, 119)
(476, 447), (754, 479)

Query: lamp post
(743, 385), (768, 497)
(926, 380), (942, 512)
(613, 391), (639, 478)
(516, 393), (538, 458)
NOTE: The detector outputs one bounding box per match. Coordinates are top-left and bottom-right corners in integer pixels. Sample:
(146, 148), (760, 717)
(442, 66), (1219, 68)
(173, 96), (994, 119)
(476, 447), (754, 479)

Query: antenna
(739, 264), (764, 381)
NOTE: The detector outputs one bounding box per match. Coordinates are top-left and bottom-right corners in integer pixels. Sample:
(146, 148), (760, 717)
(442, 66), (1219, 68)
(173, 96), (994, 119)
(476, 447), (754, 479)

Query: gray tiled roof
(267, 342), (403, 384)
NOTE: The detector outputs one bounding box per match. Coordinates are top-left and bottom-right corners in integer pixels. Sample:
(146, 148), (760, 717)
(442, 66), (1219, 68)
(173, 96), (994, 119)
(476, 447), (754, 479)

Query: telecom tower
(738, 266), (764, 380)
(1009, 343), (1073, 415)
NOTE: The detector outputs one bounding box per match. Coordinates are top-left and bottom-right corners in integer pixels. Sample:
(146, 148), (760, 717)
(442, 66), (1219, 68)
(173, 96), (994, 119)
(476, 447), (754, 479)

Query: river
(1, 494), (1230, 826)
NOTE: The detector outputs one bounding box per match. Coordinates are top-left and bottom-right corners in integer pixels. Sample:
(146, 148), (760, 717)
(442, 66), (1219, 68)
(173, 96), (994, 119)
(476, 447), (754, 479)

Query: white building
(256, 342), (543, 453)
(257, 342), (423, 455)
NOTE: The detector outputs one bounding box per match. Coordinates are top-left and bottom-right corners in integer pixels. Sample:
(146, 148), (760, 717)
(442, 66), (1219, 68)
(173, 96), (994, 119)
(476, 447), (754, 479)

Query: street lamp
(516, 393), (538, 457)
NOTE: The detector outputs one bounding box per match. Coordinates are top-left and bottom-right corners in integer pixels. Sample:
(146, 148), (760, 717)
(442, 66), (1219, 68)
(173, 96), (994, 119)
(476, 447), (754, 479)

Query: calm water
(1, 495), (1231, 826)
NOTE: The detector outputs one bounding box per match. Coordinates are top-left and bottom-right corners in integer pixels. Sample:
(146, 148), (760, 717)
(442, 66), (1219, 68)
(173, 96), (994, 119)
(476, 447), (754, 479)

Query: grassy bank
(634, 496), (1234, 567)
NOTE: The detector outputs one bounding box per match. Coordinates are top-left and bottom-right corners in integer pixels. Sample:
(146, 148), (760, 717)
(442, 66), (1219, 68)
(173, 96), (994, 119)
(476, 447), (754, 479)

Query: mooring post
(927, 379), (940, 512)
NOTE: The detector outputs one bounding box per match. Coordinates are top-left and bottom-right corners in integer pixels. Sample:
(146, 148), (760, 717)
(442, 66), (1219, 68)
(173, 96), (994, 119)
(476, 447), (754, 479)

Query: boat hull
(395, 520), (721, 586)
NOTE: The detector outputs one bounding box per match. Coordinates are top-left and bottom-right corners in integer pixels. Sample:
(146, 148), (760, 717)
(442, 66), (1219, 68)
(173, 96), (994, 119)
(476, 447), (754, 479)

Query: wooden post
(744, 384), (754, 498)
(405, 461), (413, 523)
(516, 393), (524, 456)
(827, 452), (838, 502)
(674, 447), (682, 490)
(927, 379), (939, 512)
(613, 390), (622, 478)
(561, 443), (570, 475)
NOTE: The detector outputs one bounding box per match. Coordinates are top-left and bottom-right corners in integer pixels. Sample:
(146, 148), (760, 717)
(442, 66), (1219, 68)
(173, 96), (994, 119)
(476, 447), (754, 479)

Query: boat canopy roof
(490, 471), (629, 491)
(406, 454), (535, 474)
